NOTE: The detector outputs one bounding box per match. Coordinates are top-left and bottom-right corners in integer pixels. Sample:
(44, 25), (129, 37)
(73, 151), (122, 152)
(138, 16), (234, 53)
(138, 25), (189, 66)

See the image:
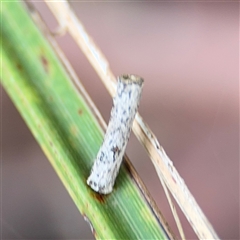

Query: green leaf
(1, 1), (171, 239)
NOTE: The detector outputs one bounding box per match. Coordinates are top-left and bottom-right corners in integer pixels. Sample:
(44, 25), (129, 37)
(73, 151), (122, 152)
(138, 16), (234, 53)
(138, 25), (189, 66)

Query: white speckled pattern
(87, 75), (144, 194)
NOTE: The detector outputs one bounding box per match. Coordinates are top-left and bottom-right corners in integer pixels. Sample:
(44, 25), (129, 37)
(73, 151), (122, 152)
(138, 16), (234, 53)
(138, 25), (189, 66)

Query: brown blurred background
(2, 1), (239, 239)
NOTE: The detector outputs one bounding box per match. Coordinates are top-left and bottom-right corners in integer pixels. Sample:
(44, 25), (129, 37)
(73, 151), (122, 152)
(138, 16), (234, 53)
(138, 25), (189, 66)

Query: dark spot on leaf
(16, 63), (22, 70)
(78, 109), (83, 115)
(40, 55), (49, 73)
(90, 191), (107, 204)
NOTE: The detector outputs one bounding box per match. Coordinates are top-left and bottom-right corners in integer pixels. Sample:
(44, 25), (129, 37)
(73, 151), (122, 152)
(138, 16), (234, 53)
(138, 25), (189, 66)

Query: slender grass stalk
(1, 1), (174, 239)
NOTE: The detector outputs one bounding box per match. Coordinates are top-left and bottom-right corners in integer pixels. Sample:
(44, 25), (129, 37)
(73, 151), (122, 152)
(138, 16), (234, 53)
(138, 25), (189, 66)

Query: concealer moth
(87, 74), (144, 194)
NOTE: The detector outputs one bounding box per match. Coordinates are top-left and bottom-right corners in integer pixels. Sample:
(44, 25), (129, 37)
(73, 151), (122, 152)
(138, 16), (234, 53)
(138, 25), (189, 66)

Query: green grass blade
(1, 1), (171, 239)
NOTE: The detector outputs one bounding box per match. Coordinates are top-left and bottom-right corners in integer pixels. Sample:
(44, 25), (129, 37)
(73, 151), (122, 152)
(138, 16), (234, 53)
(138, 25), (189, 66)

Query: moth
(87, 74), (144, 194)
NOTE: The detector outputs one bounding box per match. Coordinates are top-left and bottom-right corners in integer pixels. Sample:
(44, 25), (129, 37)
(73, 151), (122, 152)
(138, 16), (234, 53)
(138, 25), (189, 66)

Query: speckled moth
(87, 74), (144, 194)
